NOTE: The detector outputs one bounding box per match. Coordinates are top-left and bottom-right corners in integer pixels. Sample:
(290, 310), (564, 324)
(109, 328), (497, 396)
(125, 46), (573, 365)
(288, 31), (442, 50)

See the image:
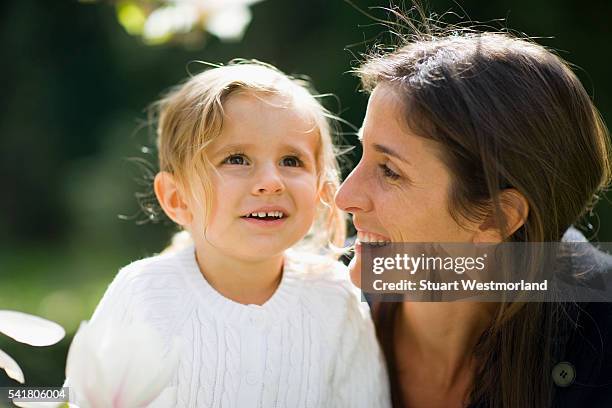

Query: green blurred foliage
(1, 0), (611, 387)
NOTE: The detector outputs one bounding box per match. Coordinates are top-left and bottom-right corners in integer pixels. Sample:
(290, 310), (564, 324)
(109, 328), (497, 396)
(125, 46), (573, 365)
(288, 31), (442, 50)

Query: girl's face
(189, 92), (320, 262)
(335, 85), (477, 285)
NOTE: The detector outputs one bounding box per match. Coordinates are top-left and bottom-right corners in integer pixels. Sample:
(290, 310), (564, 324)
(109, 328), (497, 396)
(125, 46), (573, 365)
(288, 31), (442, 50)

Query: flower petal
(146, 386), (177, 408)
(98, 323), (178, 407)
(13, 402), (65, 408)
(66, 321), (113, 408)
(65, 319), (178, 408)
(143, 4), (197, 43)
(0, 347), (25, 383)
(206, 5), (252, 41)
(202, 0), (265, 8)
(0, 310), (65, 346)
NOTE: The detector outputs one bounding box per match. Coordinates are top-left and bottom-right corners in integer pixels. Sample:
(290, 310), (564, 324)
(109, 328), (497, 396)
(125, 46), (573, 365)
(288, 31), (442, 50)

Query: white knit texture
(83, 246), (390, 408)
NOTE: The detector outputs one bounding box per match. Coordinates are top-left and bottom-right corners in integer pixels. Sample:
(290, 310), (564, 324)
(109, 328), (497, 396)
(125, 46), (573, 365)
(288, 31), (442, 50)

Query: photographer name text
(372, 279), (548, 292)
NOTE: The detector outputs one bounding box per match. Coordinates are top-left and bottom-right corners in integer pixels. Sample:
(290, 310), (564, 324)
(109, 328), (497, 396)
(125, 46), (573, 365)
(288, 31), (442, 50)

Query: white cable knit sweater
(85, 245), (391, 408)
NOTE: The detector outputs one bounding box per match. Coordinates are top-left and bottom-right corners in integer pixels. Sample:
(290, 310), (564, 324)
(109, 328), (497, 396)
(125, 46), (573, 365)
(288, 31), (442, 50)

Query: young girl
(76, 61), (390, 407)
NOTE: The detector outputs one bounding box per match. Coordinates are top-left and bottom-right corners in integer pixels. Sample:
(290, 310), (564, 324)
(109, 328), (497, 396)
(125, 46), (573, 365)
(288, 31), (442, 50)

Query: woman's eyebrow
(373, 143), (412, 166)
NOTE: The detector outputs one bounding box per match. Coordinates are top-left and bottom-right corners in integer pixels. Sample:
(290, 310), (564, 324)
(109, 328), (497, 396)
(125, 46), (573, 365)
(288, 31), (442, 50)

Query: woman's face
(335, 85), (478, 284)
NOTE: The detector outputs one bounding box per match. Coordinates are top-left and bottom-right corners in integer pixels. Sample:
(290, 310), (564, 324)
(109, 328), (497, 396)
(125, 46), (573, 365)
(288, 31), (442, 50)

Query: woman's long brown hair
(359, 25), (611, 408)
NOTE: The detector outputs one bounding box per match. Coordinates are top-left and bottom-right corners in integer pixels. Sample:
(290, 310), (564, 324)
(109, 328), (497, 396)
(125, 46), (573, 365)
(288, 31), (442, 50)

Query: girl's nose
(252, 164), (285, 195)
(335, 165), (372, 214)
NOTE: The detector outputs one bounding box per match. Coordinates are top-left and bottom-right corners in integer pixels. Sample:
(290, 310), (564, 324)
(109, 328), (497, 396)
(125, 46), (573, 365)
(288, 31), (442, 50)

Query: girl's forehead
(205, 100), (319, 154)
(223, 91), (318, 125)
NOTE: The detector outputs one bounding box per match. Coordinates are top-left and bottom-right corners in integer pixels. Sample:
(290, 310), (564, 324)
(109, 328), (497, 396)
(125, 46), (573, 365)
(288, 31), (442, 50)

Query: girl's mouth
(242, 211), (286, 220)
(240, 211), (288, 227)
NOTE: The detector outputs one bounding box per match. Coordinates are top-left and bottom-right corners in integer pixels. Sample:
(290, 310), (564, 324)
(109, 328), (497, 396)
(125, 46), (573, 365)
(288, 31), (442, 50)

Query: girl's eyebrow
(279, 144), (313, 158)
(213, 143), (254, 154)
(213, 143), (313, 158)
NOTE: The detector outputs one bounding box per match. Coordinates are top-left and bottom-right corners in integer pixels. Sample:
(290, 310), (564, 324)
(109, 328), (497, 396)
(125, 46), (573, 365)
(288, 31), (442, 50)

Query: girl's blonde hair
(151, 60), (346, 252)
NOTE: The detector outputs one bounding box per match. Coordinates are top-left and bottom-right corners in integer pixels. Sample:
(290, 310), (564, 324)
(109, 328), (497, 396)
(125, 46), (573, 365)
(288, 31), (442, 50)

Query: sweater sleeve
(330, 290), (391, 408)
(88, 265), (140, 325)
(86, 255), (176, 326)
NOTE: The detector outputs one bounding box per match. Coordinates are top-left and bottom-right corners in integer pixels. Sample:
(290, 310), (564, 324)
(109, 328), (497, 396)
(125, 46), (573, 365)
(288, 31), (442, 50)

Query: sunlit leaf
(116, 1), (147, 35)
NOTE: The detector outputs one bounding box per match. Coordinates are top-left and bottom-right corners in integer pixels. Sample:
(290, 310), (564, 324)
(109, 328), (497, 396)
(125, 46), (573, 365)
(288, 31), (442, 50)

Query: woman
(335, 28), (612, 407)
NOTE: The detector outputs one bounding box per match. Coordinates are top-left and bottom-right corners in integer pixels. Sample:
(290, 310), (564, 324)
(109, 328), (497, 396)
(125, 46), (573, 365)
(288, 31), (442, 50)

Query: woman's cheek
(376, 192), (409, 238)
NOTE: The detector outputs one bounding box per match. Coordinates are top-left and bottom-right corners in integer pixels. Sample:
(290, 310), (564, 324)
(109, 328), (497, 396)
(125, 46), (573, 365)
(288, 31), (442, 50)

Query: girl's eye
(379, 163), (400, 180)
(280, 156), (303, 167)
(222, 154), (249, 166)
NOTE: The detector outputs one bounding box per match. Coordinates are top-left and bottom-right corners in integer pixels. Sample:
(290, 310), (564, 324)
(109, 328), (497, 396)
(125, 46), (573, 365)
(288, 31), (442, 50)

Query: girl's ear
(473, 188), (529, 243)
(317, 180), (335, 208)
(154, 172), (192, 226)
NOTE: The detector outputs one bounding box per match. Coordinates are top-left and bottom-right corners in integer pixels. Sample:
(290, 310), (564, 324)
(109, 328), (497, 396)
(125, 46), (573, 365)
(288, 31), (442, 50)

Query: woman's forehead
(363, 86), (440, 155)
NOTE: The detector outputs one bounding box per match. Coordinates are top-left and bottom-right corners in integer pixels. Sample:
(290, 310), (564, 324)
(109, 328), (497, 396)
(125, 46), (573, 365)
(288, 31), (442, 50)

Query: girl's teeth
(247, 211), (284, 219)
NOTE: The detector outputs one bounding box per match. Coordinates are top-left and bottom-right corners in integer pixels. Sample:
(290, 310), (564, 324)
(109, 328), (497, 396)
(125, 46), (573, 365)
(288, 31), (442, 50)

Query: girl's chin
(222, 244), (288, 262)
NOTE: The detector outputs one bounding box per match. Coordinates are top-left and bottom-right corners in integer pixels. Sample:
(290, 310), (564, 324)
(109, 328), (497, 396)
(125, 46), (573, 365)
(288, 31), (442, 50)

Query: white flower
(65, 319), (179, 408)
(118, 0), (266, 44)
(13, 402), (79, 408)
(177, 0), (264, 39)
(143, 3), (199, 43)
(205, 3), (254, 41)
(0, 310), (65, 383)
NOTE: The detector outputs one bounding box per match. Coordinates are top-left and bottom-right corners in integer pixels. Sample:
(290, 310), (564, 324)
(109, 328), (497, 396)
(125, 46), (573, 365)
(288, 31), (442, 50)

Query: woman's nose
(335, 165), (371, 213)
(252, 164), (285, 195)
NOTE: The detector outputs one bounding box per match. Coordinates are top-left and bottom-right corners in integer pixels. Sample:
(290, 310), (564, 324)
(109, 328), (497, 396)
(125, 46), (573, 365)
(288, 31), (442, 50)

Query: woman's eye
(223, 154), (249, 165)
(280, 156), (302, 167)
(379, 163), (400, 180)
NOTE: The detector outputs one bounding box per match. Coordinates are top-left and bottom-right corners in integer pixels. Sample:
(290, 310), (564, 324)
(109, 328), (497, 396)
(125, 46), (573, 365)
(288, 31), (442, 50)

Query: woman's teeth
(357, 231), (391, 246)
